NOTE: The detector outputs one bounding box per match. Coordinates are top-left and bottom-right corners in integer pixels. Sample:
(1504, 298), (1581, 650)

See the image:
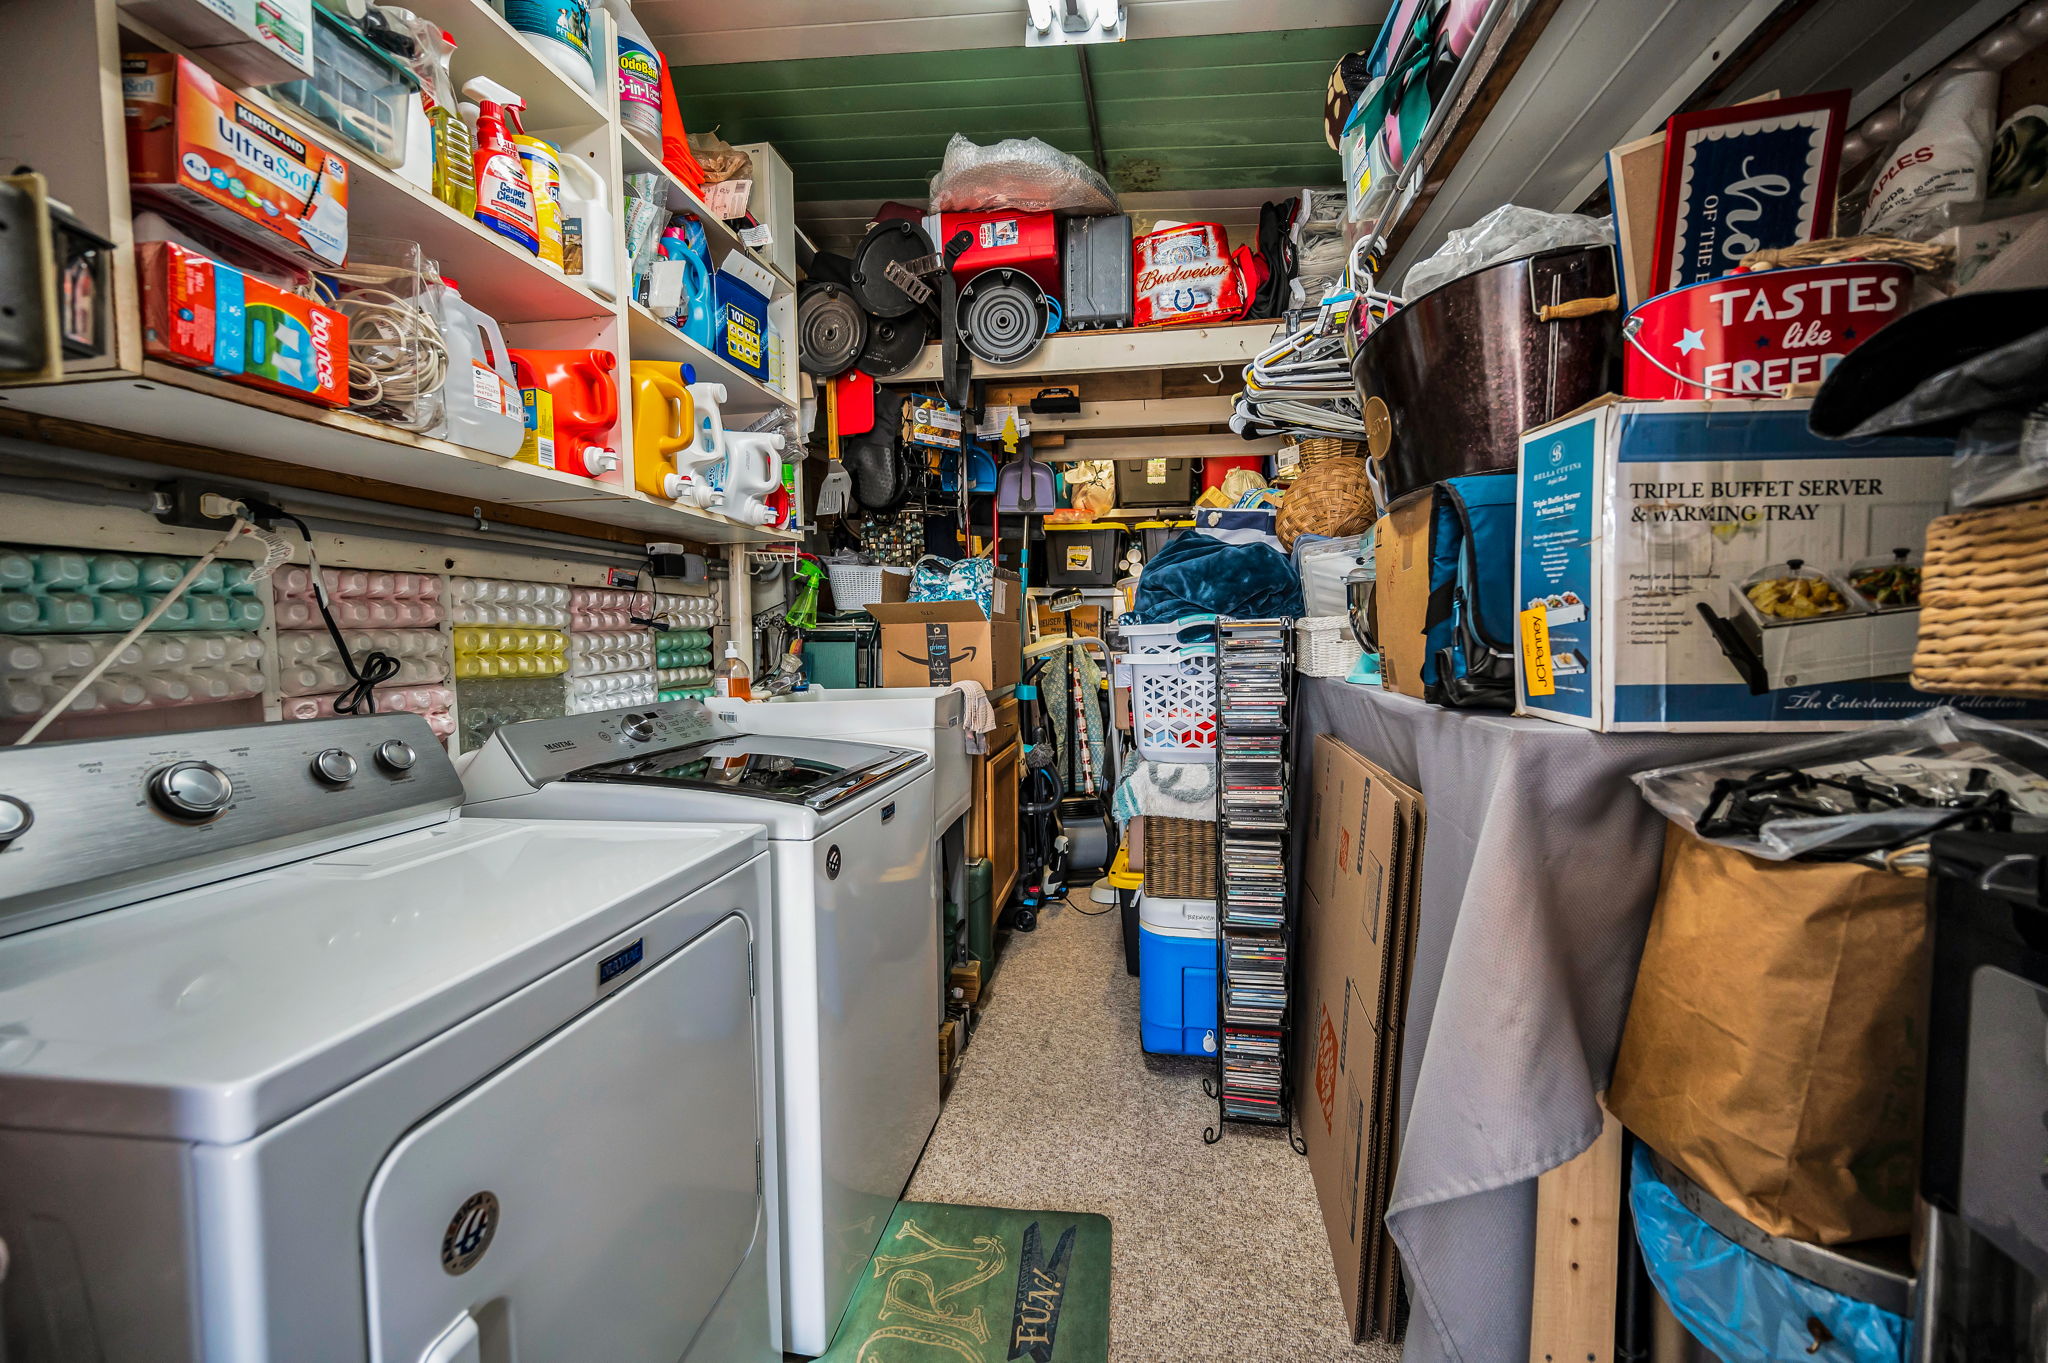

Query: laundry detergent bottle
(555, 151), (617, 298)
(463, 77), (539, 254)
(718, 430), (786, 526)
(510, 347), (621, 479)
(499, 0), (596, 94)
(605, 0), (664, 140)
(629, 361), (696, 500)
(673, 379), (729, 507)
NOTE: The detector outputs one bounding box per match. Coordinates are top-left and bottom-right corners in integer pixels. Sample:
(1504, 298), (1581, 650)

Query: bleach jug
(513, 134), (565, 271)
(555, 151), (617, 299)
(718, 430), (785, 526)
(629, 361), (695, 500)
(430, 277), (524, 458)
(462, 77), (539, 254)
(499, 0), (595, 94)
(672, 379), (729, 507)
(509, 348), (621, 479)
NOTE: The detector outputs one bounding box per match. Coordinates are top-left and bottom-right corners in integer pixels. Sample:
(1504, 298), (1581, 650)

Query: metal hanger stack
(1229, 238), (1401, 443)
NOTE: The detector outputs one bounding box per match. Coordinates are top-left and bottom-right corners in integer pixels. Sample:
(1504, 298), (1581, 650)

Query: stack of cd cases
(1206, 619), (1297, 1139)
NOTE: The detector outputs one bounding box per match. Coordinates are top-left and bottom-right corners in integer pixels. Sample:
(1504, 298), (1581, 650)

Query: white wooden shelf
(399, 0), (611, 133)
(898, 317), (1278, 382)
(0, 364), (786, 545)
(625, 304), (792, 416)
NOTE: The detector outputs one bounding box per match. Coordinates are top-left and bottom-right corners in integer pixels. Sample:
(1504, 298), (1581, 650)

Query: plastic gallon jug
(629, 361), (696, 500)
(510, 347), (620, 479)
(605, 0), (663, 140)
(431, 278), (525, 457)
(499, 0), (595, 93)
(672, 379), (729, 506)
(718, 430), (785, 526)
(513, 135), (565, 271)
(659, 219), (715, 347)
(555, 151), (617, 299)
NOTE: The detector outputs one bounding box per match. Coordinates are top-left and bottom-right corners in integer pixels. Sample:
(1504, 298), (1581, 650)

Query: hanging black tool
(1010, 652), (1068, 933)
(937, 229), (974, 408)
(798, 281), (866, 377)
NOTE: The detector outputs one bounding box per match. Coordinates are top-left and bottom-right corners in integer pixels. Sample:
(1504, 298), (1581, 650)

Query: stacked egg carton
(273, 567), (453, 739)
(451, 577), (570, 748)
(654, 592), (720, 702)
(567, 586), (655, 715)
(0, 545), (266, 721)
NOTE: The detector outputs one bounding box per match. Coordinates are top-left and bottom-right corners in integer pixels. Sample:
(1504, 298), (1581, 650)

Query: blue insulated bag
(1418, 473), (1517, 709)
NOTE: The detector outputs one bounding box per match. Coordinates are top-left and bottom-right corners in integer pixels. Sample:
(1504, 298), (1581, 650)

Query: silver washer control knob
(0, 795), (32, 846)
(622, 713), (656, 743)
(148, 761), (234, 820)
(312, 749), (359, 785)
(374, 739), (417, 773)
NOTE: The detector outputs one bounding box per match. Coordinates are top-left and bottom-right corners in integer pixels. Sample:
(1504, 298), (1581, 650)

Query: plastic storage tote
(1116, 457), (1194, 508)
(266, 4), (419, 168)
(1046, 523), (1123, 587)
(1062, 214), (1133, 328)
(1138, 894), (1217, 1055)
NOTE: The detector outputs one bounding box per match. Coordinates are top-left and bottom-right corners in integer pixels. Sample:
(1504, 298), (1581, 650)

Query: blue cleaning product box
(1514, 396), (2048, 731)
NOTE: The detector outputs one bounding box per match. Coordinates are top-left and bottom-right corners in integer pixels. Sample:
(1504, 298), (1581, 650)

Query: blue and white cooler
(1138, 894), (1217, 1055)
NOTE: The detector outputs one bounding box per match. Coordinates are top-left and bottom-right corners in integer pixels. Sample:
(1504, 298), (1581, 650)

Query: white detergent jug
(717, 431), (785, 526)
(431, 278), (526, 457)
(555, 152), (618, 299)
(673, 380), (729, 508)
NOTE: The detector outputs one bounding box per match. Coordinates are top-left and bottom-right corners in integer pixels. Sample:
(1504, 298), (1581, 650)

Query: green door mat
(820, 1200), (1113, 1363)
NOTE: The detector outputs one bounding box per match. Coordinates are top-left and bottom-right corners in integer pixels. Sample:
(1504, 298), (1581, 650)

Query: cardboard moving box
(867, 589), (1021, 691)
(1295, 735), (1426, 1342)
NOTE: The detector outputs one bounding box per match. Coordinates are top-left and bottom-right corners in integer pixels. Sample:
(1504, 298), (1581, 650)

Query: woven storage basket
(1914, 494), (2048, 696)
(1276, 455), (1376, 549)
(1298, 437), (1363, 466)
(1294, 615), (1365, 678)
(1144, 815), (1218, 899)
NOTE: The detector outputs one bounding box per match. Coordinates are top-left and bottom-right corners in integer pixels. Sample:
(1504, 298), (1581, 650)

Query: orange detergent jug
(508, 348), (620, 479)
(628, 361), (695, 500)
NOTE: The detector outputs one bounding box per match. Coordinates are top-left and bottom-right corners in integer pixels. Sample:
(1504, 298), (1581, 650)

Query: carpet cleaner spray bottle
(463, 77), (539, 254)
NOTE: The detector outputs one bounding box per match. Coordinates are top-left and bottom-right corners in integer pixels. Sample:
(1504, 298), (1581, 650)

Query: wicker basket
(1914, 494), (2048, 697)
(1298, 437), (1364, 465)
(1143, 815), (1218, 899)
(1276, 455), (1376, 549)
(1294, 615), (1365, 678)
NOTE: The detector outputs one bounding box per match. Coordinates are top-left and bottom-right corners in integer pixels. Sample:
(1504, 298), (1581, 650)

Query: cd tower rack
(1203, 618), (1302, 1146)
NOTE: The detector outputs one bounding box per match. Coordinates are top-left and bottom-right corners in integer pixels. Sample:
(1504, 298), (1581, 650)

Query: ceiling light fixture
(1024, 0), (1125, 46)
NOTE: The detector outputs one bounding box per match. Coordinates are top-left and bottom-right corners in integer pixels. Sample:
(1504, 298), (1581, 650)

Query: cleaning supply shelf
(625, 304), (792, 414)
(897, 316), (1277, 382)
(117, 10), (616, 327)
(0, 364), (787, 545)
(619, 130), (796, 295)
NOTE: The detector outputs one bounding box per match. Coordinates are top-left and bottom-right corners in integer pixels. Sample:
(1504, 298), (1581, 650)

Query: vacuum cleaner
(1010, 653), (1068, 933)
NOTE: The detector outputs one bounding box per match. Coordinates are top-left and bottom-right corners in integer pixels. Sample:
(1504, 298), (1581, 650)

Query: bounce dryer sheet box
(1514, 396), (2048, 731)
(139, 240), (348, 406)
(123, 53), (349, 268)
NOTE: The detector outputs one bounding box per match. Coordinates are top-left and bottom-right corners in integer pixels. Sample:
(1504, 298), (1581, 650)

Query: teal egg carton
(0, 547), (264, 634)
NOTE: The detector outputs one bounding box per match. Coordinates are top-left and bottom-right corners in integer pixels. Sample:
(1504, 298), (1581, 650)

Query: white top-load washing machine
(461, 700), (941, 1357)
(711, 686), (971, 829)
(0, 715), (778, 1363)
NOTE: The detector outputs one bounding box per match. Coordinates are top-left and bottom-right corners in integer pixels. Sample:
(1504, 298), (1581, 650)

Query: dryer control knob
(311, 748), (358, 785)
(621, 713), (655, 742)
(149, 761), (234, 820)
(0, 795), (33, 846)
(374, 739), (417, 773)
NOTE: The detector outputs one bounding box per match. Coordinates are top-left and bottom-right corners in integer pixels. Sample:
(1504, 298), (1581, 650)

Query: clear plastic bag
(1401, 204), (1614, 299)
(1633, 707), (2048, 863)
(929, 135), (1119, 215)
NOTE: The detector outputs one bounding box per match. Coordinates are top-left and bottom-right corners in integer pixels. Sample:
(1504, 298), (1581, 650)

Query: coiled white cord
(311, 263), (450, 430)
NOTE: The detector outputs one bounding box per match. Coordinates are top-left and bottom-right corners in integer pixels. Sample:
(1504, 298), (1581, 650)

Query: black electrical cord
(277, 510), (400, 714)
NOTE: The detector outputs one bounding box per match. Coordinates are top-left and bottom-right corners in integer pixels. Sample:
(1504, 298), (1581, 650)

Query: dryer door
(362, 914), (766, 1363)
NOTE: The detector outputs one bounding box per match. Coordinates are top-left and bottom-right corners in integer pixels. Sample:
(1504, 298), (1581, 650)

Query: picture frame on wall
(1650, 90), (1852, 295)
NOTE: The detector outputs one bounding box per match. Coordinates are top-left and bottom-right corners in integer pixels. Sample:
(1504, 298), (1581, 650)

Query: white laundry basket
(1120, 646), (1217, 762)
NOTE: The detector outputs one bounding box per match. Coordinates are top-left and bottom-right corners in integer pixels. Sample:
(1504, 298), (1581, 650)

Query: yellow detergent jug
(629, 362), (695, 500)
(513, 134), (564, 271)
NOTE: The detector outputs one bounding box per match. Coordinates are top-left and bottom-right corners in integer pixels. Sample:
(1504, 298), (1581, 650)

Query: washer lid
(0, 819), (761, 1144)
(567, 733), (925, 810)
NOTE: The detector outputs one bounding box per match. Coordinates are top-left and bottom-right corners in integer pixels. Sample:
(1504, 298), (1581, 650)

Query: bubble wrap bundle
(928, 135), (1120, 215)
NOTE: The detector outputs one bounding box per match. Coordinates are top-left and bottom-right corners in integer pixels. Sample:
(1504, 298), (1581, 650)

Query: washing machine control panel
(0, 714), (463, 939)
(491, 700), (734, 786)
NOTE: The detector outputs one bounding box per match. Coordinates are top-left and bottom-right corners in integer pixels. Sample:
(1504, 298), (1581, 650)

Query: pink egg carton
(274, 567), (445, 601)
(283, 685), (455, 737)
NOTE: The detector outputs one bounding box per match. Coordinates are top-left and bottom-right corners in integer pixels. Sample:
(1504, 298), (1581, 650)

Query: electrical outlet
(152, 478), (277, 532)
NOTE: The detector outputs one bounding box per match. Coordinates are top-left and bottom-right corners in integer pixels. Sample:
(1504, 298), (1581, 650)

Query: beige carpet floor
(906, 897), (1404, 1363)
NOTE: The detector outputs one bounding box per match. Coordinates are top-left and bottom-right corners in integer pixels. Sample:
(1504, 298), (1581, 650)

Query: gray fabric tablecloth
(1291, 679), (1760, 1363)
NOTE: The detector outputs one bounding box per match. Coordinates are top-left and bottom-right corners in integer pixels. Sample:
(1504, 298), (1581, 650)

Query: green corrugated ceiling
(669, 26), (1375, 205)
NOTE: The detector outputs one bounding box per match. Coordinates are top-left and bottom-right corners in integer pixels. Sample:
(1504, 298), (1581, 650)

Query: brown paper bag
(1608, 827), (1928, 1244)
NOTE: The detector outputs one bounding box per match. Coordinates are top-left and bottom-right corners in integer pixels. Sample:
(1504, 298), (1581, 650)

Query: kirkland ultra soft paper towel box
(1514, 396), (2048, 731)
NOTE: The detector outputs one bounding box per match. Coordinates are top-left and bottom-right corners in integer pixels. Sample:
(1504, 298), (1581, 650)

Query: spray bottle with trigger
(461, 76), (539, 255)
(659, 217), (715, 348)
